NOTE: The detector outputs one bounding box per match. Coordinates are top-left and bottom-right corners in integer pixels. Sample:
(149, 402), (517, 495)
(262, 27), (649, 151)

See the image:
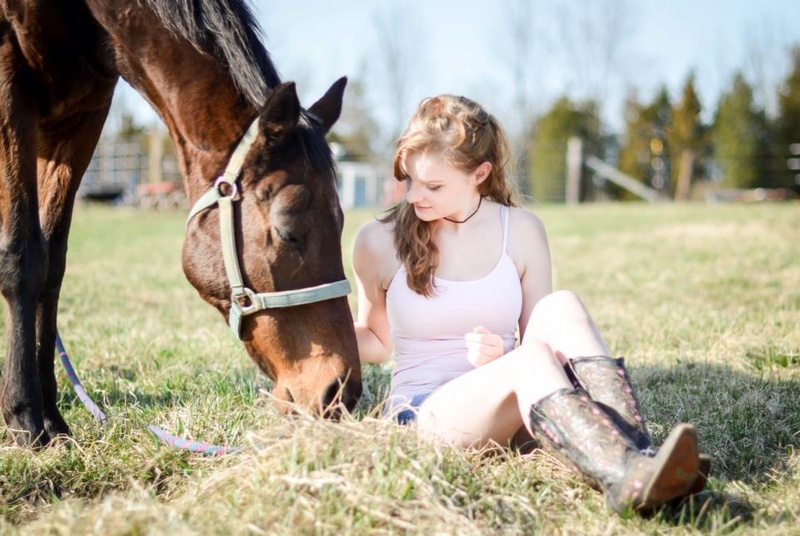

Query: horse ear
(260, 82), (301, 146)
(308, 77), (347, 134)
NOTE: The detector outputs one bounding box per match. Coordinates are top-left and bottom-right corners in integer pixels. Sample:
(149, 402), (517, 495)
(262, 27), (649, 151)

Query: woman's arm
(352, 220), (395, 364)
(512, 208), (554, 340)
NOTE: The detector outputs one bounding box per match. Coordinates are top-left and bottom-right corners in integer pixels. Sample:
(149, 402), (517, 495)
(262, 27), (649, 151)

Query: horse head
(182, 78), (362, 417)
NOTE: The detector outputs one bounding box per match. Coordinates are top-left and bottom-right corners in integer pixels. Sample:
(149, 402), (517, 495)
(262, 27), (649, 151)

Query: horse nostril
(321, 375), (362, 418)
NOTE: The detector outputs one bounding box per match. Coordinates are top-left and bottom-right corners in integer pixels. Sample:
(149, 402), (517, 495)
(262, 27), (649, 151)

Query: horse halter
(185, 118), (351, 339)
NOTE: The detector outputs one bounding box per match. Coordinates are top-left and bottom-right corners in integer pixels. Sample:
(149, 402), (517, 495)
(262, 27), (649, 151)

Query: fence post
(566, 137), (583, 204)
(674, 149), (694, 202)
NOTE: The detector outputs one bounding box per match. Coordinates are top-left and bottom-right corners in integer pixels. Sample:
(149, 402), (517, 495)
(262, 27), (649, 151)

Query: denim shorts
(395, 393), (431, 425)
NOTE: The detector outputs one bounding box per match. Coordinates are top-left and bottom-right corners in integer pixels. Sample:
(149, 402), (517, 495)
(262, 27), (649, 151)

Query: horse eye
(255, 184), (273, 202)
(275, 227), (306, 250)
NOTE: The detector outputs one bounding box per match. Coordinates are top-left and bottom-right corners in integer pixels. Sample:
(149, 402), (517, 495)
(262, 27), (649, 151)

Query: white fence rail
(78, 137), (181, 205)
(80, 139), (392, 209)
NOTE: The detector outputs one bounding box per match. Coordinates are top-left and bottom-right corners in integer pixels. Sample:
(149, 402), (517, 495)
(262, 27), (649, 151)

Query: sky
(116, 0), (800, 140)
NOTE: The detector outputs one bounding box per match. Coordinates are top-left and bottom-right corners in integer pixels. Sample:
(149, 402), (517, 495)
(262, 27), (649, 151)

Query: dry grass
(1, 201), (799, 534)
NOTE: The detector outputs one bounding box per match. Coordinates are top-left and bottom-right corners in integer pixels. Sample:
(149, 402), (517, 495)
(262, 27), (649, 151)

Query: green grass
(1, 201), (799, 534)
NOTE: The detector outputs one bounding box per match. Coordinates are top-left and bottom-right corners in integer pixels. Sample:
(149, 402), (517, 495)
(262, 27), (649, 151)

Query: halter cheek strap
(185, 117), (351, 339)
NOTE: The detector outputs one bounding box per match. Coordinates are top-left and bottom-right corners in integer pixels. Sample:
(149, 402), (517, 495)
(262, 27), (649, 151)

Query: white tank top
(385, 205), (523, 409)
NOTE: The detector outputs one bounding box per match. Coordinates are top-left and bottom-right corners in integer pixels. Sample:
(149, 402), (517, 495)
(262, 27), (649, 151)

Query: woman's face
(402, 151), (487, 222)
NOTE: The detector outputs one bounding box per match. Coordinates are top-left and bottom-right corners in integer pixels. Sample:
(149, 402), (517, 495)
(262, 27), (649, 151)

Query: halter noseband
(185, 118), (351, 339)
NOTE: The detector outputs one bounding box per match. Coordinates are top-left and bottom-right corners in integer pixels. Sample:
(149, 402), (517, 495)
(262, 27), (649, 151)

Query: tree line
(526, 47), (800, 203)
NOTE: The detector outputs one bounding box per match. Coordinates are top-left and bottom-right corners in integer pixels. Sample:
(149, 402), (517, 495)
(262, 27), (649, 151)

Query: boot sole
(637, 423), (699, 510)
(687, 453), (712, 495)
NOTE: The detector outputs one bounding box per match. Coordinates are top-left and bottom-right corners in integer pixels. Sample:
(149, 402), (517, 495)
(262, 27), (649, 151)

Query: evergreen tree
(667, 73), (706, 200)
(617, 91), (650, 200)
(774, 46), (800, 192)
(617, 86), (671, 199)
(713, 72), (766, 189)
(527, 97), (602, 203)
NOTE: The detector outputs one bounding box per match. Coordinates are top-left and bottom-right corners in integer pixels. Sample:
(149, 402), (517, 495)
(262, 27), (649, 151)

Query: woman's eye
(427, 185), (441, 191)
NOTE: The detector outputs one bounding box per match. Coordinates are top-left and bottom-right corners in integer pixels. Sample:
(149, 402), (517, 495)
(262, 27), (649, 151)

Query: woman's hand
(465, 326), (505, 367)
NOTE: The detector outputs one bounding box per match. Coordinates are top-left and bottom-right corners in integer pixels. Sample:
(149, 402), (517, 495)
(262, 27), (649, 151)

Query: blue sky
(117, 0), (800, 137)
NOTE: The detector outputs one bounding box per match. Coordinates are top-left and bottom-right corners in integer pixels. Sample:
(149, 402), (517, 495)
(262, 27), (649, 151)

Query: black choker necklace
(444, 196), (483, 224)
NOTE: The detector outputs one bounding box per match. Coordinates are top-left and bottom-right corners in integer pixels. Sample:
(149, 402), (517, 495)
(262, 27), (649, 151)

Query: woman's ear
(474, 161), (493, 185)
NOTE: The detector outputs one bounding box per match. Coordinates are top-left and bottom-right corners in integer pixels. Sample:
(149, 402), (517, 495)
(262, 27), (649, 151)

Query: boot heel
(628, 423), (700, 511)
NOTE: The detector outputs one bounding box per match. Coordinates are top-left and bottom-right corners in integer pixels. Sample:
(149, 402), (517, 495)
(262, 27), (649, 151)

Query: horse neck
(85, 2), (270, 202)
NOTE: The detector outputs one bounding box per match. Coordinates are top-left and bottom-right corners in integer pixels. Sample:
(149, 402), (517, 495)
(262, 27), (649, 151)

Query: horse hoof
(6, 426), (52, 449)
(44, 412), (72, 439)
(3, 413), (52, 448)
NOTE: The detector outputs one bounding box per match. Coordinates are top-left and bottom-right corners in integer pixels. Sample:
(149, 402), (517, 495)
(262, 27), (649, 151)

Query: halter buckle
(228, 288), (260, 339)
(214, 175), (240, 199)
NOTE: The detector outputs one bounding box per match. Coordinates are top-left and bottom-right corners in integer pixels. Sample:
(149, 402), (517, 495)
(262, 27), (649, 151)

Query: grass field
(1, 201), (799, 534)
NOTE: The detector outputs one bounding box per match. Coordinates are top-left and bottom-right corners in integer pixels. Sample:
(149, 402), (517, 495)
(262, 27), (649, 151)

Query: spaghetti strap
(501, 205), (510, 255)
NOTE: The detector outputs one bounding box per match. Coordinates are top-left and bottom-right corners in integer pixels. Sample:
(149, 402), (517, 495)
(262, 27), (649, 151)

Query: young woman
(352, 95), (704, 513)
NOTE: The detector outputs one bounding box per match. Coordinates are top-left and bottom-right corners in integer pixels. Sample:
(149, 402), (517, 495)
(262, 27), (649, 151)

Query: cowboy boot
(529, 387), (699, 514)
(568, 355), (711, 494)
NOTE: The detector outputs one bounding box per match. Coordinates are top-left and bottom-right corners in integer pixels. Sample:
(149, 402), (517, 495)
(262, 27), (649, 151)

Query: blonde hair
(380, 95), (515, 296)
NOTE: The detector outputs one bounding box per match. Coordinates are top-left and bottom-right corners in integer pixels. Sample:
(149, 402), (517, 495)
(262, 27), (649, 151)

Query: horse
(0, 0), (362, 447)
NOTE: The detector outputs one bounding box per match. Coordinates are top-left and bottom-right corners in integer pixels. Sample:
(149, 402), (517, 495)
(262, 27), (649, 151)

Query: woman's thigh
(416, 343), (572, 448)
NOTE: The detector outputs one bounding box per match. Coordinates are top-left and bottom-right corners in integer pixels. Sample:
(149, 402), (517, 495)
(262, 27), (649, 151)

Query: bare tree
(743, 16), (792, 118)
(498, 0), (544, 138)
(552, 0), (637, 118)
(372, 5), (428, 149)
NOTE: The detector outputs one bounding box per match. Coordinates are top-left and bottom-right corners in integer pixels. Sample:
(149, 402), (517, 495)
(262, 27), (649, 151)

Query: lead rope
(56, 330), (239, 456)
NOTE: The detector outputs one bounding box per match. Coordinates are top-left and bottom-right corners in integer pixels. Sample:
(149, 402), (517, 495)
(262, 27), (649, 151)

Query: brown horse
(0, 0), (362, 447)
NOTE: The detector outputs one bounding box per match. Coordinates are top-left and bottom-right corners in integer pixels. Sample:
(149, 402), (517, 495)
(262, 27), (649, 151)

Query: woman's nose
(406, 183), (422, 204)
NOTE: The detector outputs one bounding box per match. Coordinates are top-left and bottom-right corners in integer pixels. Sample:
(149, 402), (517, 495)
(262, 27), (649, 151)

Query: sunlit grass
(1, 201), (799, 534)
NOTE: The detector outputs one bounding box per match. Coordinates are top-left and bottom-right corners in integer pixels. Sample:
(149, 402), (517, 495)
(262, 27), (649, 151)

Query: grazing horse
(0, 0), (362, 447)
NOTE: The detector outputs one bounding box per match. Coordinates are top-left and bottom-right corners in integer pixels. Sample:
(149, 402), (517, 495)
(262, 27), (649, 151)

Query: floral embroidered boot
(529, 387), (700, 514)
(568, 355), (711, 494)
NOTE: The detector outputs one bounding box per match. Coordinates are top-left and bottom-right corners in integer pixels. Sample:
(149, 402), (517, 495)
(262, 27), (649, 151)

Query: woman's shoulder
(507, 205), (547, 238)
(353, 218), (399, 281)
(505, 205), (549, 264)
(354, 218), (395, 254)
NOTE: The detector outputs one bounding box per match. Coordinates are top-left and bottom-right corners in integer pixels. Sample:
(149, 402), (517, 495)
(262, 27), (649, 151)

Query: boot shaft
(530, 387), (638, 489)
(568, 356), (652, 451)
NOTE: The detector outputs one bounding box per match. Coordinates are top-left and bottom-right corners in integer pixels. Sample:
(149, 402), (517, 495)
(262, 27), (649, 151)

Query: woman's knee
(537, 289), (587, 316)
(527, 290), (591, 332)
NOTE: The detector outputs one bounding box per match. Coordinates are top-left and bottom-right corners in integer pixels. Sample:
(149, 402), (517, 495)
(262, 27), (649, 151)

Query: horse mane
(141, 0), (279, 106)
(141, 0), (336, 180)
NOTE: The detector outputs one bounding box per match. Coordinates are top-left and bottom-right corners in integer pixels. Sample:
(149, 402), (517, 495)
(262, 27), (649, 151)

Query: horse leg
(0, 87), (50, 447)
(36, 101), (115, 440)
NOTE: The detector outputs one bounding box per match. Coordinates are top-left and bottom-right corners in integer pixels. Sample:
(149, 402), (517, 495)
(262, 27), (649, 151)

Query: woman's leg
(527, 290), (711, 493)
(524, 290), (650, 444)
(523, 289), (609, 361)
(416, 341), (572, 448)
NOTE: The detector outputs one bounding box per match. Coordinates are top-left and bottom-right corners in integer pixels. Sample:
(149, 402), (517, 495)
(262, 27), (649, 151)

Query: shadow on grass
(43, 358), (795, 531)
(621, 361), (799, 529)
(636, 362), (800, 487)
(655, 488), (756, 530)
(350, 360), (795, 530)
